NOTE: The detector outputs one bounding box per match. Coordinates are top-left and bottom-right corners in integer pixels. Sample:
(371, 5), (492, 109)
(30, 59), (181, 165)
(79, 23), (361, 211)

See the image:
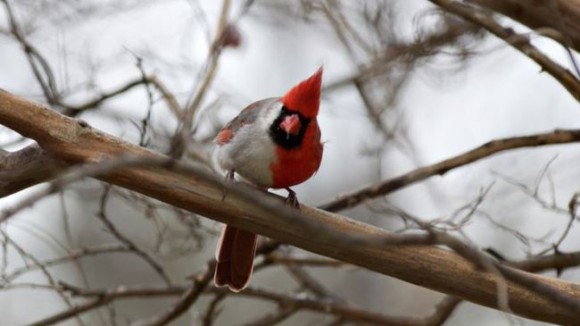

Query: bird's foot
(285, 188), (300, 208)
(222, 170), (235, 201)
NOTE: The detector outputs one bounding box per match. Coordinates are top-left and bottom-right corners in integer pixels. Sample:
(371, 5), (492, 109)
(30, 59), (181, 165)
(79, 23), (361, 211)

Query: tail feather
(214, 225), (258, 292)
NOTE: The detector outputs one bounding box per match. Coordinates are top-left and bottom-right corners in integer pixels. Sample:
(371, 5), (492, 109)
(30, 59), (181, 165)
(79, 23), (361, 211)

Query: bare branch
(1, 0), (60, 104)
(61, 75), (183, 118)
(322, 129), (580, 212)
(0, 156), (179, 223)
(511, 251), (580, 273)
(243, 306), (297, 326)
(170, 0), (232, 157)
(2, 244), (130, 283)
(134, 261), (215, 326)
(467, 0), (580, 53)
(215, 286), (451, 326)
(97, 186), (173, 286)
(428, 0), (580, 101)
(0, 144), (65, 196)
(57, 282), (462, 326)
(324, 19), (482, 92)
(30, 297), (111, 326)
(264, 253), (347, 268)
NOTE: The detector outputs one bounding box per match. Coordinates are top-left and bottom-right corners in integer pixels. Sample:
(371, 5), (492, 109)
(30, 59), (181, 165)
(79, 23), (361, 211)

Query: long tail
(214, 225), (258, 292)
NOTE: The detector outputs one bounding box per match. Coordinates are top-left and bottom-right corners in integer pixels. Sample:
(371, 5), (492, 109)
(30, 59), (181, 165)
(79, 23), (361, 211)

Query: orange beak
(280, 114), (301, 136)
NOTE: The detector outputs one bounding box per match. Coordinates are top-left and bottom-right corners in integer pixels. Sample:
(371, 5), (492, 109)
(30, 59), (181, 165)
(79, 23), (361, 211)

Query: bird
(213, 67), (324, 292)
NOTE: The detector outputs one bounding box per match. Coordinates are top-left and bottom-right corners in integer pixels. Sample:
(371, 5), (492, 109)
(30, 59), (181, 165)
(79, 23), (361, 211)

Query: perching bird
(213, 67), (324, 291)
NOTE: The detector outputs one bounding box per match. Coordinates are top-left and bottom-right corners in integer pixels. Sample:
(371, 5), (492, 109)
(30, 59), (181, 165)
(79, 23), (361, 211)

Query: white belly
(215, 110), (279, 188)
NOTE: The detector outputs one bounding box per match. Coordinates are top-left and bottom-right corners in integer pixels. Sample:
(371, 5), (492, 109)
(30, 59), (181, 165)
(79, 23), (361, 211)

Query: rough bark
(0, 144), (66, 196)
(468, 0), (580, 52)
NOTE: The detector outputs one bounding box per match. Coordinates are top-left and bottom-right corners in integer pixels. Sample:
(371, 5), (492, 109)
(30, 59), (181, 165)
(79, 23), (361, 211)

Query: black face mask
(269, 106), (311, 150)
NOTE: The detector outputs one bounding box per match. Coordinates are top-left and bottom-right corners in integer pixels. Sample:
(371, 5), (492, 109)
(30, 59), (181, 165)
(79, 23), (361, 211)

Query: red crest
(281, 67), (323, 118)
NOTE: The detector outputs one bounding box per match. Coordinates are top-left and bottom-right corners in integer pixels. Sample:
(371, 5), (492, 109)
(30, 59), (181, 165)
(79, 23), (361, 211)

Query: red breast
(270, 122), (322, 188)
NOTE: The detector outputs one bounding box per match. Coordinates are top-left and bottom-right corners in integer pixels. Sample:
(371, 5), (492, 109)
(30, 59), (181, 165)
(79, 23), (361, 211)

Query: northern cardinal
(213, 67), (324, 292)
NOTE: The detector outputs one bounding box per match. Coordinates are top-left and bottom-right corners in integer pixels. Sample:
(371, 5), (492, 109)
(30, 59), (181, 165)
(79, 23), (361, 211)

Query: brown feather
(214, 225), (258, 292)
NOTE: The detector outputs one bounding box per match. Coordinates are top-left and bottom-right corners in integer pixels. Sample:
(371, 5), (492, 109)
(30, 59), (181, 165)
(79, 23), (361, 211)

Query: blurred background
(0, 0), (578, 325)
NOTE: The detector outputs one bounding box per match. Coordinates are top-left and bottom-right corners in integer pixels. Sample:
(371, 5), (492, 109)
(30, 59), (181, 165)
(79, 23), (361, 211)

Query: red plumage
(270, 121), (322, 188)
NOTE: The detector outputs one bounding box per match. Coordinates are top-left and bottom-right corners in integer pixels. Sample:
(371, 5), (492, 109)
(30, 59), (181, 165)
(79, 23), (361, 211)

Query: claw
(285, 188), (300, 208)
(222, 170), (235, 201)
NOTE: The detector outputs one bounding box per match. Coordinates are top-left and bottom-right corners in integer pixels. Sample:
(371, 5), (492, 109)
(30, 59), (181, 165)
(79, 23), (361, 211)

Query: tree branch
(322, 128), (580, 212)
(428, 0), (580, 101)
(467, 0), (580, 53)
(61, 75), (183, 118)
(511, 251), (580, 274)
(58, 282), (459, 326)
(0, 144), (66, 196)
(1, 91), (580, 324)
(134, 261), (215, 326)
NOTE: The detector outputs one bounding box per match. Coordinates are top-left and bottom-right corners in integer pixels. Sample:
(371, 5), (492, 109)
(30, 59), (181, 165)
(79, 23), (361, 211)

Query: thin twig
(2, 244), (130, 283)
(96, 186), (173, 286)
(131, 261), (216, 326)
(61, 75), (183, 118)
(243, 307), (298, 326)
(170, 0), (232, 157)
(2, 0), (60, 104)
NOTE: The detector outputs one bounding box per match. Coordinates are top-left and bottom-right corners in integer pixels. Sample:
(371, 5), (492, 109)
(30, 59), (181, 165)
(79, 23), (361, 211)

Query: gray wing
(216, 97), (279, 145)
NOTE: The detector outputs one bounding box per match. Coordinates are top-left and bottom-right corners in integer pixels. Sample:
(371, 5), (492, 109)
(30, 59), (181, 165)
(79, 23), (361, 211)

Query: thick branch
(0, 144), (66, 196)
(468, 0), (580, 53)
(429, 0), (580, 101)
(1, 90), (580, 324)
(512, 251), (580, 273)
